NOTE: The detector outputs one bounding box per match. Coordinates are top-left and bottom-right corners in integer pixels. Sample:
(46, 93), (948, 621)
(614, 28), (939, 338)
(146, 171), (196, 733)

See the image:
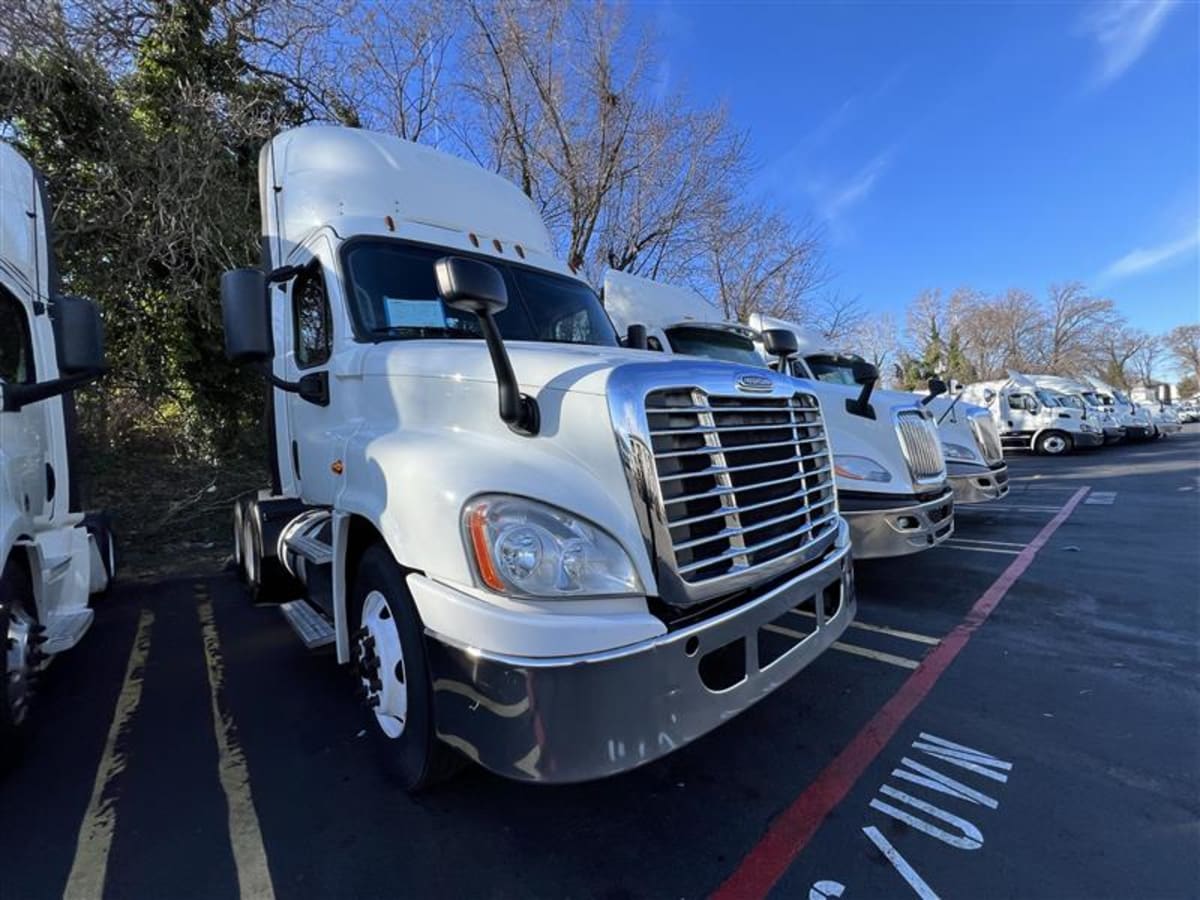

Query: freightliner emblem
(735, 372), (773, 393)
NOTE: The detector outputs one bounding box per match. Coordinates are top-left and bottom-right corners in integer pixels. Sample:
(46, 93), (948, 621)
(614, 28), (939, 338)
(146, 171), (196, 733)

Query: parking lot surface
(4, 430), (1198, 899)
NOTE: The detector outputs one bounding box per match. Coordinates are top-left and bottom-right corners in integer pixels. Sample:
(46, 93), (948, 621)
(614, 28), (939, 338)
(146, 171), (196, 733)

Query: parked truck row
(3, 125), (1154, 789)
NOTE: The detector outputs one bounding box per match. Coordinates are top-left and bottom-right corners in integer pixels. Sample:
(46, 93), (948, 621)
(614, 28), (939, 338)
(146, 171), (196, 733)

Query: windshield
(1082, 392), (1105, 407)
(804, 353), (862, 386)
(1113, 390), (1130, 404)
(1036, 389), (1066, 407)
(342, 239), (619, 346)
(665, 326), (765, 367)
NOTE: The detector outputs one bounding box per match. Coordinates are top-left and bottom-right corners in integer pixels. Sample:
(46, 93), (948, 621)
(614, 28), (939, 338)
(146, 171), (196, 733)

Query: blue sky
(637, 0), (1199, 335)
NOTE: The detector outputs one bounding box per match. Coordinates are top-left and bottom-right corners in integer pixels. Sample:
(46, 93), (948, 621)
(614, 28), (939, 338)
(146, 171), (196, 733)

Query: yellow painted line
(762, 622), (922, 670)
(63, 609), (155, 900)
(831, 642), (921, 670)
(196, 590), (276, 900)
(787, 609), (940, 645)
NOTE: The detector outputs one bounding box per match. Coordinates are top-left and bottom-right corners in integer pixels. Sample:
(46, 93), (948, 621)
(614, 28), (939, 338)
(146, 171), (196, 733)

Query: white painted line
(940, 543), (1021, 556)
(197, 592), (277, 900)
(788, 609), (940, 646)
(944, 537), (1028, 548)
(63, 609), (155, 900)
(863, 825), (940, 900)
(1084, 491), (1116, 505)
(955, 504), (1063, 513)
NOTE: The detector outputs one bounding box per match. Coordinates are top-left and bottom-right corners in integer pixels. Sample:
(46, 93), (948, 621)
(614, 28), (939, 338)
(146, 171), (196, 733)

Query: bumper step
(280, 600), (335, 649)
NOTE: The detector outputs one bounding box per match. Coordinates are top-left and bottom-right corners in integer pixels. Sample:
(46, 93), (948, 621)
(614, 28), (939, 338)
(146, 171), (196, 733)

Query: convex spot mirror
(54, 295), (106, 375)
(982, 388), (996, 405)
(762, 328), (799, 360)
(221, 268), (271, 363)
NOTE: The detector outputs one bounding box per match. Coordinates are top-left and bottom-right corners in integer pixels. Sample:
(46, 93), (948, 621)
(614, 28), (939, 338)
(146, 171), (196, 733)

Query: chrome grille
(895, 410), (946, 482)
(645, 390), (838, 586)
(968, 411), (1004, 464)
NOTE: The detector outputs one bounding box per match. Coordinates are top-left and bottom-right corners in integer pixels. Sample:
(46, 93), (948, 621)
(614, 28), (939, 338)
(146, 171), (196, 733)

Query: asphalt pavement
(3, 428), (1198, 899)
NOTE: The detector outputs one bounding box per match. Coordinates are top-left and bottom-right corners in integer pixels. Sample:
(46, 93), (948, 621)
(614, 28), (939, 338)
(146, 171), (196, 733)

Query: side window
(292, 263), (332, 369)
(0, 289), (34, 384)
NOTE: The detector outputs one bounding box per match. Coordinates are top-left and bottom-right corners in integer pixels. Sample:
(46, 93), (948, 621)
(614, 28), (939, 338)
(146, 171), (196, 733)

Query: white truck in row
(962, 376), (1105, 456)
(222, 126), (856, 789)
(1, 142), (115, 761)
(603, 272), (959, 560)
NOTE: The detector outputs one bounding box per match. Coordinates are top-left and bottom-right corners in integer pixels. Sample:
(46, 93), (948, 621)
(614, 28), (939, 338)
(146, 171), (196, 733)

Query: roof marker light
(515, 244), (525, 259)
(384, 215), (395, 232)
(493, 239), (503, 253)
(469, 232), (479, 247)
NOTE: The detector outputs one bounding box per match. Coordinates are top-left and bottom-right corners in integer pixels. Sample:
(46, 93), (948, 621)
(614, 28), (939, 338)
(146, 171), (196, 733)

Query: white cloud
(1079, 0), (1178, 88)
(820, 150), (893, 224)
(1100, 228), (1200, 281)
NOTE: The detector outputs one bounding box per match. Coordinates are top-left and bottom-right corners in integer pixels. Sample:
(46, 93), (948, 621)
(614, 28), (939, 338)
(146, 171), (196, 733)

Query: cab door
(281, 245), (340, 506)
(0, 288), (49, 530)
(1005, 392), (1040, 434)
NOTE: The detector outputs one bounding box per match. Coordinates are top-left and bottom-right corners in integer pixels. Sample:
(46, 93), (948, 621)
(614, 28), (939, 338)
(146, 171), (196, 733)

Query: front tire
(1036, 431), (1071, 456)
(349, 544), (460, 791)
(1, 557), (45, 767)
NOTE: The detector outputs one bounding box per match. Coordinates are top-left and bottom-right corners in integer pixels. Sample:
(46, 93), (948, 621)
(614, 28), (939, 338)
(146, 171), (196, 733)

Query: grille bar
(663, 465), (833, 506)
(969, 412), (1004, 464)
(672, 496), (838, 552)
(895, 410), (946, 481)
(668, 481), (833, 527)
(658, 448), (830, 482)
(651, 419), (820, 436)
(676, 512), (841, 575)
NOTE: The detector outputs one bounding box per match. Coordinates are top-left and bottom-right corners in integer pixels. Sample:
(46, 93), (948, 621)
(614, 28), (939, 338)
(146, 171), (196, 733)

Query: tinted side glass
(0, 289), (34, 383)
(293, 265), (332, 369)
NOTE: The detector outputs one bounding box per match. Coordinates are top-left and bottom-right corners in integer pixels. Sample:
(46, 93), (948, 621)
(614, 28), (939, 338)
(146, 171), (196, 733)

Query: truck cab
(603, 271), (954, 559)
(1029, 374), (1124, 443)
(961, 377), (1103, 455)
(221, 127), (855, 788)
(1, 142), (113, 760)
(1085, 379), (1155, 440)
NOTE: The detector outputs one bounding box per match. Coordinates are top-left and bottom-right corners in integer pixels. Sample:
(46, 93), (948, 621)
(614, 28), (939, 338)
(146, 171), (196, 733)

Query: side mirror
(625, 323), (648, 350)
(762, 328), (799, 362)
(920, 377), (948, 406)
(851, 359), (880, 386)
(435, 256), (539, 436)
(983, 387), (996, 405)
(846, 358), (879, 420)
(54, 295), (106, 375)
(221, 268), (271, 363)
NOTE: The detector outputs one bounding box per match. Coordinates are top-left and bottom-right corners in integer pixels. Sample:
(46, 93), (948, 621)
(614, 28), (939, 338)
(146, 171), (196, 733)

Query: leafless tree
(1039, 281), (1118, 372)
(1163, 323), (1200, 384)
(1129, 335), (1162, 386)
(810, 291), (866, 344)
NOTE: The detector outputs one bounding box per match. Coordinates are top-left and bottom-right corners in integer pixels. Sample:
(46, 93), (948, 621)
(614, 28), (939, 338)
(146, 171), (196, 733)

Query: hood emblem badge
(736, 372), (774, 393)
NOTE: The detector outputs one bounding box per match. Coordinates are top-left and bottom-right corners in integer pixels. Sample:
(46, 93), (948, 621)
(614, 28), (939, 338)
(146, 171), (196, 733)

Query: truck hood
(352, 339), (708, 396)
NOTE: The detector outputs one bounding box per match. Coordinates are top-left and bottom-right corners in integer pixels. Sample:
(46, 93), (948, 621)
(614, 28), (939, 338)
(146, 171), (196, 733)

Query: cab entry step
(279, 600), (335, 649)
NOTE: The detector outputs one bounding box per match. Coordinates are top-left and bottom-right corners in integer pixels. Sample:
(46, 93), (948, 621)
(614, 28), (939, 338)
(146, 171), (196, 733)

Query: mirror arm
(1, 369), (104, 412)
(846, 380), (876, 420)
(476, 311), (540, 436)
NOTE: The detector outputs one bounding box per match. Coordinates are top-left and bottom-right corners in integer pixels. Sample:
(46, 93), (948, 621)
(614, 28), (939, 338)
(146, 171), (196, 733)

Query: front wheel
(1, 558), (46, 766)
(1036, 431), (1071, 456)
(349, 545), (460, 791)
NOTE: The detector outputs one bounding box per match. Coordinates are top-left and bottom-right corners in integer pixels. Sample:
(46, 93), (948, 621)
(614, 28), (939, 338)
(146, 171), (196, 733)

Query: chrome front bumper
(1075, 431), (1106, 448)
(947, 461), (1009, 504)
(1102, 425), (1125, 442)
(841, 488), (955, 559)
(424, 522), (855, 784)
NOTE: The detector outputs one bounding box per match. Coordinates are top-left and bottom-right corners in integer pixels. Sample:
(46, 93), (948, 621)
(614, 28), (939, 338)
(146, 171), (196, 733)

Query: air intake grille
(645, 390), (838, 585)
(895, 410), (946, 481)
(968, 411), (1004, 464)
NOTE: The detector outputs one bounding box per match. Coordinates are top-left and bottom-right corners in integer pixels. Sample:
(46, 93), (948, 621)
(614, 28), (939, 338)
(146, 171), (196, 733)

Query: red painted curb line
(712, 485), (1091, 900)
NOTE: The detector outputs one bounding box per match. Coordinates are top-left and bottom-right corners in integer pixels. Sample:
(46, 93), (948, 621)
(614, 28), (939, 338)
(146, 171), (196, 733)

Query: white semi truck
(221, 126), (855, 789)
(961, 376), (1104, 455)
(1028, 374), (1124, 443)
(915, 390), (1009, 504)
(602, 271), (955, 559)
(1, 142), (115, 760)
(1082, 376), (1155, 441)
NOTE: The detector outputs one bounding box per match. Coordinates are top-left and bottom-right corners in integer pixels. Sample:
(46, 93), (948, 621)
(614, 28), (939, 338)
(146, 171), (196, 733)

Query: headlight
(941, 442), (978, 461)
(462, 495), (643, 598)
(834, 455), (892, 482)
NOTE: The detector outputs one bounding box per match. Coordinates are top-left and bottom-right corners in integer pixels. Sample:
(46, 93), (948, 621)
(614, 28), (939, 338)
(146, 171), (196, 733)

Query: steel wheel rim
(358, 590), (408, 739)
(1044, 436), (1066, 454)
(4, 601), (36, 726)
